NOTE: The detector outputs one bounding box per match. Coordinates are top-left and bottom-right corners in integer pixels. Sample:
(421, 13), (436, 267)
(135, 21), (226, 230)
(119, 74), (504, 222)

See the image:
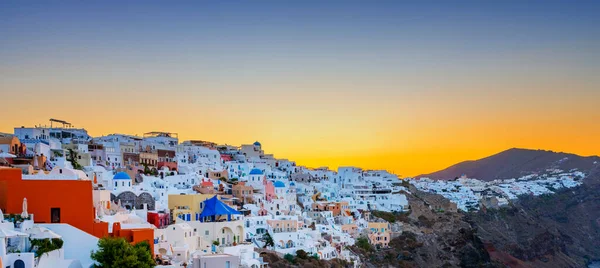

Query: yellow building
(168, 194), (215, 214)
(367, 222), (391, 248)
(368, 222), (389, 233)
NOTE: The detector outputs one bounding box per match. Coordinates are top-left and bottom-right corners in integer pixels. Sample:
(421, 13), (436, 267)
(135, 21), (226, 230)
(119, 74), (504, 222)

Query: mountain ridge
(417, 148), (600, 181)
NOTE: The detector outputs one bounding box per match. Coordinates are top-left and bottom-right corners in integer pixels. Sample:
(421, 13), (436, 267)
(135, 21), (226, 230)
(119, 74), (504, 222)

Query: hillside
(467, 164), (600, 267)
(418, 148), (600, 181)
(351, 188), (503, 268)
(394, 149), (600, 267)
(353, 162), (600, 267)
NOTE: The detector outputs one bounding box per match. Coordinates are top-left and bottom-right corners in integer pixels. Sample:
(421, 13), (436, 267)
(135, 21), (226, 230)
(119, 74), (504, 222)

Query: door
(51, 208), (61, 223)
(14, 259), (26, 268)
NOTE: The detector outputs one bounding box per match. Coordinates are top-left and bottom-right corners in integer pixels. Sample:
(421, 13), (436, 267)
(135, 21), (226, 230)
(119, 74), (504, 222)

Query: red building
(147, 211), (171, 229)
(157, 149), (177, 171)
(220, 154), (233, 162)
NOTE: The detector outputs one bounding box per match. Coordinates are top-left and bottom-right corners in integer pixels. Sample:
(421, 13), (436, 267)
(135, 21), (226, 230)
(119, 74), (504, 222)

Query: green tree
(90, 237), (154, 268)
(263, 232), (275, 248)
(133, 241), (154, 268)
(67, 148), (83, 170)
(142, 163), (150, 175)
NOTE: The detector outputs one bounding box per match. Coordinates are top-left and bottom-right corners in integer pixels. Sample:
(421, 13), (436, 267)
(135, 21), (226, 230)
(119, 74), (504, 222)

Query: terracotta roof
(0, 136), (18, 144)
(157, 149), (175, 157)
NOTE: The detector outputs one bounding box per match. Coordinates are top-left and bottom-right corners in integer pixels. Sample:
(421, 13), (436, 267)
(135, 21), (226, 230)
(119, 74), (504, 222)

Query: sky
(1, 1), (599, 176)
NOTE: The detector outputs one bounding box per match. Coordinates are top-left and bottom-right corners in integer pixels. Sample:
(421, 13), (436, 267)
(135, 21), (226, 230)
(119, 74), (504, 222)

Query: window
(205, 230), (209, 236)
(51, 208), (61, 223)
(225, 261), (231, 268)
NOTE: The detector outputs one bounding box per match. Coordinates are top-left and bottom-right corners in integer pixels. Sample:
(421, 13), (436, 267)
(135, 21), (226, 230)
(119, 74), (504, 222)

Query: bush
(296, 249), (309, 259)
(356, 237), (373, 252)
(284, 253), (295, 263)
(30, 238), (64, 257)
(51, 238), (64, 249)
(372, 210), (397, 223)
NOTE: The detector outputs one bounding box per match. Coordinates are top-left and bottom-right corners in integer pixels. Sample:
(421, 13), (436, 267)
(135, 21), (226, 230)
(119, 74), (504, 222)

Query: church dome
(113, 172), (131, 180)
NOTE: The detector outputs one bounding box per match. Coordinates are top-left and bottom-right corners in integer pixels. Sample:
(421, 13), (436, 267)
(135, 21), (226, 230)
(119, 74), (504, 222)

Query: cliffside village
(412, 170), (584, 211)
(0, 119), (408, 268)
(0, 119), (588, 268)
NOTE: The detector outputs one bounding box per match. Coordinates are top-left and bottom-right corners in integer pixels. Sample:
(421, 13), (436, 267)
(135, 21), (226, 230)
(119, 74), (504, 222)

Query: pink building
(264, 180), (275, 201)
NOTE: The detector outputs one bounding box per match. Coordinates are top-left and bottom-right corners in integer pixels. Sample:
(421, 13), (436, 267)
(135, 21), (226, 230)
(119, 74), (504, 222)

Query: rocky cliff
(468, 164), (600, 267)
(358, 149), (600, 267)
(352, 188), (503, 268)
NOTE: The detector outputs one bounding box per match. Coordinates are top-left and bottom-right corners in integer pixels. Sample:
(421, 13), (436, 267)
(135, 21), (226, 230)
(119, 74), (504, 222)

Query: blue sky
(1, 1), (599, 175)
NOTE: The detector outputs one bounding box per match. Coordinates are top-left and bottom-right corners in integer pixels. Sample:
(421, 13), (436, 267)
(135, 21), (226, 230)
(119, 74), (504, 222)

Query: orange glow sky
(1, 2), (599, 176)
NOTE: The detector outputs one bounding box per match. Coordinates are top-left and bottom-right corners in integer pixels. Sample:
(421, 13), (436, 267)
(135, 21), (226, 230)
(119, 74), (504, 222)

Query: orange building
(311, 201), (350, 217)
(0, 135), (21, 155)
(111, 222), (155, 253)
(0, 168), (105, 236)
(0, 168), (154, 252)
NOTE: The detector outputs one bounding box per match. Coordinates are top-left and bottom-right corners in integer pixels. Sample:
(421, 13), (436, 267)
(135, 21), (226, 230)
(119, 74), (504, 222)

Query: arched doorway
(220, 227), (234, 246)
(14, 260), (25, 268)
(236, 225), (244, 243)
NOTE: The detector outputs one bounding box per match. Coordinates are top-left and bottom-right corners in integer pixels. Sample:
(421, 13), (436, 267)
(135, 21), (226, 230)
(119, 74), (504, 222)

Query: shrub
(296, 249), (309, 259)
(284, 253), (295, 263)
(356, 237), (373, 252)
(30, 238), (64, 258)
(372, 211), (396, 223)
